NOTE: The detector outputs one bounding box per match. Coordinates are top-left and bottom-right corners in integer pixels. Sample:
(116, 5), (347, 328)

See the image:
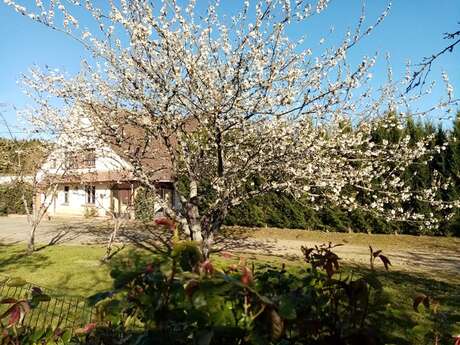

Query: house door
(111, 185), (133, 217)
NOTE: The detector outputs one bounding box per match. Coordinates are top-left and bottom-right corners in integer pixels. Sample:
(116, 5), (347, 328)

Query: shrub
(225, 192), (318, 229)
(0, 182), (32, 216)
(134, 187), (157, 222)
(84, 206), (98, 218)
(82, 242), (390, 345)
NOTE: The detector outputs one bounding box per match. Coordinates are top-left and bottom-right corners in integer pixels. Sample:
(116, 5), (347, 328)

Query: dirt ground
(0, 216), (459, 283)
(220, 227), (460, 283)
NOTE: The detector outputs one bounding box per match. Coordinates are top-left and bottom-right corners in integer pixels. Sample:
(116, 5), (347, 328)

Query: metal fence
(0, 276), (95, 331)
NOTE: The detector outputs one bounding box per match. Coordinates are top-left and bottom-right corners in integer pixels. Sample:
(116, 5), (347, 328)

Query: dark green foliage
(172, 240), (203, 271)
(0, 182), (32, 216)
(134, 187), (157, 222)
(225, 192), (320, 230)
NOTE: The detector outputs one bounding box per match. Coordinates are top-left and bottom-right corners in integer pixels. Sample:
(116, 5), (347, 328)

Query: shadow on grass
(0, 243), (52, 272)
(347, 264), (460, 345)
(42, 221), (113, 246)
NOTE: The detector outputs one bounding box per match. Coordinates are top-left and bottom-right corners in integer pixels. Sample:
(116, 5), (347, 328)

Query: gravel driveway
(0, 215), (109, 245)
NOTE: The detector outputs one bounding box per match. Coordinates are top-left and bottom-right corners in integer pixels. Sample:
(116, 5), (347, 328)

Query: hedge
(0, 183), (32, 216)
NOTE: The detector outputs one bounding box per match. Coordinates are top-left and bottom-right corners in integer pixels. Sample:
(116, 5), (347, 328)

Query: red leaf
(227, 264), (238, 272)
(185, 280), (199, 298)
(201, 260), (214, 275)
(31, 287), (43, 294)
(154, 217), (175, 230)
(413, 294), (429, 312)
(0, 298), (17, 304)
(19, 301), (31, 315)
(8, 306), (20, 326)
(241, 267), (253, 286)
(75, 322), (97, 335)
(325, 261), (334, 278)
(220, 251), (234, 259)
(145, 263), (154, 273)
(454, 335), (460, 345)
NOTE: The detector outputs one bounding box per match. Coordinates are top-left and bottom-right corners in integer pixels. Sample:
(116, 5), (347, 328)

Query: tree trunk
(201, 231), (214, 259)
(27, 193), (39, 253)
(22, 193), (32, 226)
(103, 217), (121, 260)
(27, 222), (37, 253)
(201, 208), (228, 259)
(187, 180), (203, 241)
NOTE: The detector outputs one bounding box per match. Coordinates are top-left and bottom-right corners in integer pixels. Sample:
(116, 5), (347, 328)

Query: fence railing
(0, 275), (94, 331)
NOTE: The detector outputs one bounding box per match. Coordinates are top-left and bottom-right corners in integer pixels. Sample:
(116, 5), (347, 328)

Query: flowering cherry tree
(4, 0), (458, 256)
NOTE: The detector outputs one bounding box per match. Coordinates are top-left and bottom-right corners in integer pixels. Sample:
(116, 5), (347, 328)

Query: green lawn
(0, 243), (113, 296)
(0, 242), (458, 344)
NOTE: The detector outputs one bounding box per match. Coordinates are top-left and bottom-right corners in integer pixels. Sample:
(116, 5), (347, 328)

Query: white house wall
(39, 145), (132, 179)
(49, 183), (113, 217)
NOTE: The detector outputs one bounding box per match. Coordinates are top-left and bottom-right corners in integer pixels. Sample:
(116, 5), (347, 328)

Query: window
(64, 186), (69, 204)
(64, 149), (96, 169)
(158, 186), (173, 208)
(85, 185), (96, 204)
(64, 151), (77, 169)
(81, 149), (96, 168)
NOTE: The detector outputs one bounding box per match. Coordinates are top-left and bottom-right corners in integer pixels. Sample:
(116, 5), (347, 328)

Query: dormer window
(64, 148), (96, 169)
(81, 148), (96, 168)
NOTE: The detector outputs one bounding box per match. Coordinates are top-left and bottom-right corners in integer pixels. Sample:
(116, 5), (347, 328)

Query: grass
(368, 269), (460, 344)
(214, 250), (460, 344)
(0, 237), (458, 343)
(0, 243), (112, 296)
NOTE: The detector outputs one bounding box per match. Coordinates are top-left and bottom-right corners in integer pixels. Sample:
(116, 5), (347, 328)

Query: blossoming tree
(5, 0), (458, 256)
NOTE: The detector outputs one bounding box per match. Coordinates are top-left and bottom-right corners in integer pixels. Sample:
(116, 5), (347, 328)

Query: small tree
(5, 0), (458, 257)
(0, 104), (77, 252)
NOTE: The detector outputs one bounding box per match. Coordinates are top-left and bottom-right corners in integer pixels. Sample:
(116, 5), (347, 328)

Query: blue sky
(0, 0), (459, 137)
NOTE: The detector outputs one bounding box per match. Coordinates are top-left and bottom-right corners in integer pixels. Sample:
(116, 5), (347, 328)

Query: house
(38, 124), (178, 219)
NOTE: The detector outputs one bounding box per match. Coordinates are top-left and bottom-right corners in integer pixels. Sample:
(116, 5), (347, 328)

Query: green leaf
(197, 329), (214, 345)
(411, 324), (429, 337)
(6, 277), (27, 287)
(278, 296), (297, 320)
(30, 328), (46, 342)
(31, 294), (51, 303)
(87, 291), (114, 305)
(192, 293), (207, 309)
(61, 330), (72, 343)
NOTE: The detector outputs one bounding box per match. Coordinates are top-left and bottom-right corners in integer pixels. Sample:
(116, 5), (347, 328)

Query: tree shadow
(346, 264), (460, 345)
(0, 243), (52, 272)
(213, 227), (279, 254)
(39, 220), (114, 247)
(96, 247), (160, 294)
(121, 222), (175, 255)
(387, 249), (460, 280)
